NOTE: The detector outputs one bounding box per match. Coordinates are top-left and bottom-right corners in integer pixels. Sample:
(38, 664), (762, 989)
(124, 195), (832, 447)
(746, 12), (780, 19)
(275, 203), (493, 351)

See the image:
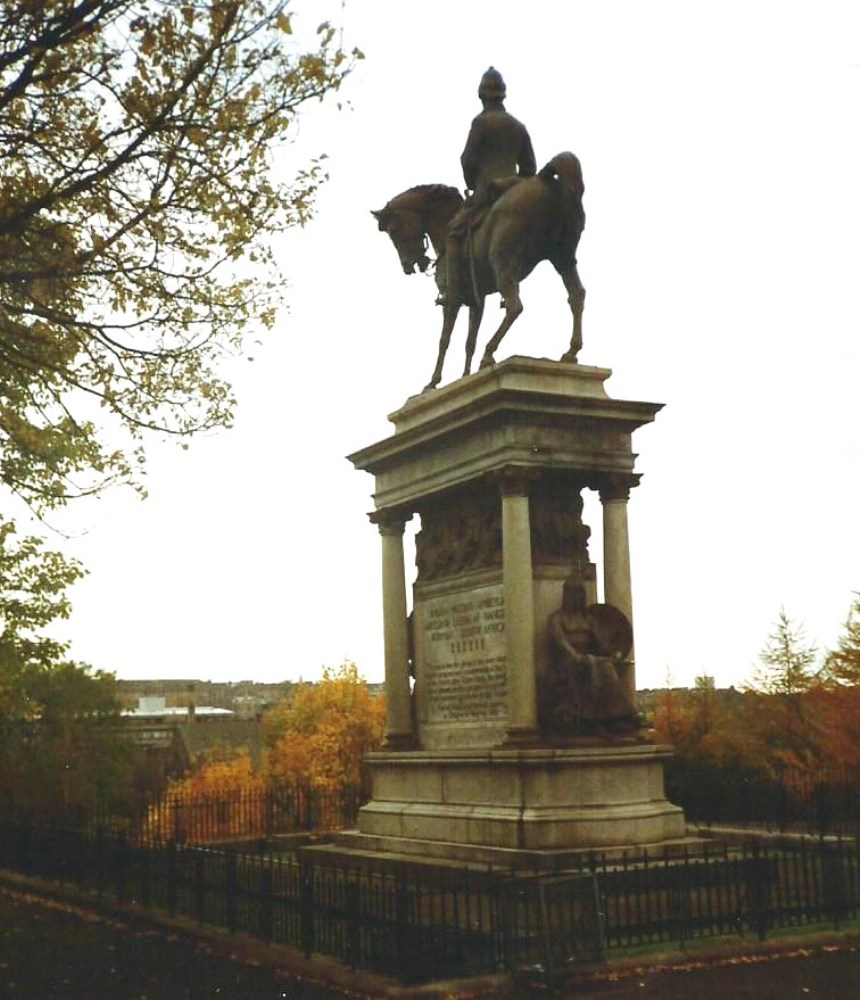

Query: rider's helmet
(478, 67), (506, 102)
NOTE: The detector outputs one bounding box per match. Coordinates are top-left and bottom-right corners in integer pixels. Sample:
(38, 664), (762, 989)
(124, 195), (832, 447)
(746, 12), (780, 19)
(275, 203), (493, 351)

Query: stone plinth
(348, 357), (662, 515)
(335, 744), (686, 867)
(337, 357), (686, 861)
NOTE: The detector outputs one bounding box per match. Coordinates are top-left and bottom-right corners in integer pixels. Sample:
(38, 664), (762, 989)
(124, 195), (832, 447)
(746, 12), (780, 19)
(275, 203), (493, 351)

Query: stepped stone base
(327, 744), (686, 867)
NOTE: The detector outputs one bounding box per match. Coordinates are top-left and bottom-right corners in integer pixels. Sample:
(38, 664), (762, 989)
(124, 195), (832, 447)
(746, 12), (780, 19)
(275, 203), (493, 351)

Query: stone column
(374, 511), (415, 749)
(499, 472), (539, 745)
(599, 475), (638, 700)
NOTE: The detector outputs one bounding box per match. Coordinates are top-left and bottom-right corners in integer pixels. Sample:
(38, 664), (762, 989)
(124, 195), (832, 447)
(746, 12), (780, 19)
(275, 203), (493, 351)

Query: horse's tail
(538, 152), (584, 199)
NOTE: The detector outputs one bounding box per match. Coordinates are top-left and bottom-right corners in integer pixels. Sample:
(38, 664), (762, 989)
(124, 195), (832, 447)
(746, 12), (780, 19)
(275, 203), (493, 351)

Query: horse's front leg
(462, 299), (485, 377)
(558, 261), (585, 364)
(479, 280), (522, 369)
(426, 300), (460, 391)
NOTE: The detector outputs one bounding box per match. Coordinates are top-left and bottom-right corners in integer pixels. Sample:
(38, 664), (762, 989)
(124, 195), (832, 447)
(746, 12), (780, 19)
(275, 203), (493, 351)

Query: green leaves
(0, 0), (357, 512)
(0, 517), (130, 813)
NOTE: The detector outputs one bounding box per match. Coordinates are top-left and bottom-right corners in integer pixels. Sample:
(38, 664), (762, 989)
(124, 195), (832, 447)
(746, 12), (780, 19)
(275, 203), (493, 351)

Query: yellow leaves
(143, 751), (268, 843)
(0, 0), (357, 513)
(298, 54), (326, 82)
(263, 663), (385, 792)
(139, 23), (157, 58)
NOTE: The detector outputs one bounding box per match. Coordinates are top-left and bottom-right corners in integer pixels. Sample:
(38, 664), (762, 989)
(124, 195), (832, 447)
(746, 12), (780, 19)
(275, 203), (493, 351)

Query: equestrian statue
(372, 67), (586, 391)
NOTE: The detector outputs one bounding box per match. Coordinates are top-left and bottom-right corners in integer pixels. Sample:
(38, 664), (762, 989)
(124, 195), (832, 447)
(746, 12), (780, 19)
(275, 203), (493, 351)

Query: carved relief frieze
(415, 493), (501, 582)
(530, 490), (591, 568)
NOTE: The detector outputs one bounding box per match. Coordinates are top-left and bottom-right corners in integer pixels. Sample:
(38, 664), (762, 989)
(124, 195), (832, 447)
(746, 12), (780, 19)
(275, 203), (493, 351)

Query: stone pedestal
(335, 357), (686, 863)
(335, 744), (685, 868)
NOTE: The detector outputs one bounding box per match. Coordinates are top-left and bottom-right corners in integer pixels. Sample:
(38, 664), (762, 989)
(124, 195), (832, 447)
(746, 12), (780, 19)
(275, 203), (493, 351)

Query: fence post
(300, 860), (315, 959)
(115, 833), (127, 905)
(394, 873), (409, 982)
(822, 843), (847, 929)
(346, 878), (360, 971)
(816, 782), (832, 838)
(95, 824), (105, 899)
(265, 790), (274, 841)
(588, 866), (607, 962)
(746, 841), (769, 941)
(140, 842), (152, 910)
(536, 879), (556, 985)
(195, 852), (206, 924)
(305, 782), (314, 832)
(261, 858), (274, 942)
(225, 850), (238, 933)
(167, 841), (178, 916)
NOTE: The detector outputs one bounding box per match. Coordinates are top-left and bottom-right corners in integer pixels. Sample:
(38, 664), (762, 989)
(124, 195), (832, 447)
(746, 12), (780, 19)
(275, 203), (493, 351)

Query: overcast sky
(45, 0), (860, 691)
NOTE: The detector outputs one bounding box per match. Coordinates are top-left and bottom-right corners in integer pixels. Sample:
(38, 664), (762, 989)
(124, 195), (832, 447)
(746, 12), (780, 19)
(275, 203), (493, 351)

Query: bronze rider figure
(443, 67), (537, 304)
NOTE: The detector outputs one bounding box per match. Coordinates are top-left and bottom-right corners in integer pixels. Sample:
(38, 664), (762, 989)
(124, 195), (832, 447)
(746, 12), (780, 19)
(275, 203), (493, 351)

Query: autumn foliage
(141, 663), (384, 842)
(263, 662), (386, 791)
(654, 600), (860, 783)
(0, 0), (359, 513)
(143, 751), (267, 843)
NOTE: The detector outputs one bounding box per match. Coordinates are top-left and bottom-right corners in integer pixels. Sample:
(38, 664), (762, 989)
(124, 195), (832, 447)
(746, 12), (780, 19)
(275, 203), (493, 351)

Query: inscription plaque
(420, 585), (507, 725)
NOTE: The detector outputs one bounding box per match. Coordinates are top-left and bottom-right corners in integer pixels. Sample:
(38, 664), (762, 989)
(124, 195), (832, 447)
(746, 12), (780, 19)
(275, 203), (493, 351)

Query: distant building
(122, 695), (234, 721)
(119, 695), (262, 794)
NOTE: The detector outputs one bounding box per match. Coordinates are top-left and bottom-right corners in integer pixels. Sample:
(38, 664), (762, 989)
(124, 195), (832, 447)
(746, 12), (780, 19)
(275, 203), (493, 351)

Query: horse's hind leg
(463, 300), (485, 377)
(554, 257), (585, 363)
(479, 278), (522, 369)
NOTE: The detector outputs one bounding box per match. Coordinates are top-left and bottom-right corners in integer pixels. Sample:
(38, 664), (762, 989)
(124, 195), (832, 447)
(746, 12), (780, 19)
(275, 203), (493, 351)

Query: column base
(500, 726), (543, 748)
(381, 732), (418, 751)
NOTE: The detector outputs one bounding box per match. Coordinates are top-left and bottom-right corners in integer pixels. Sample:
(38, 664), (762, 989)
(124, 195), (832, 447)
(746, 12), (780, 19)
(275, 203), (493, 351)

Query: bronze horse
(372, 152), (586, 390)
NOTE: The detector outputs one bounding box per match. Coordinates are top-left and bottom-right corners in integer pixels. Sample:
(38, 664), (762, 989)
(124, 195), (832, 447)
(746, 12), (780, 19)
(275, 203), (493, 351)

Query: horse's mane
(390, 183), (462, 210)
(402, 183), (459, 199)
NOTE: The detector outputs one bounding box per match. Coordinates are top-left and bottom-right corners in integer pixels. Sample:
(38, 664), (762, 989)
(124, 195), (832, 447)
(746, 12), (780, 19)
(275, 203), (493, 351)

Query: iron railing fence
(2, 817), (859, 984)
(1, 783), (366, 845)
(665, 763), (860, 837)
(7, 765), (860, 845)
(138, 783), (366, 845)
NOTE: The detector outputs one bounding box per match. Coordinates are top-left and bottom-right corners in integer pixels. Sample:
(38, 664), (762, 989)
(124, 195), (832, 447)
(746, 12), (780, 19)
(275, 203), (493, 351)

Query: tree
(0, 3), (356, 805)
(0, 517), (82, 689)
(143, 750), (266, 842)
(745, 609), (821, 768)
(264, 662), (385, 791)
(0, 517), (127, 814)
(0, 0), (358, 512)
(750, 608), (818, 697)
(822, 593), (860, 686)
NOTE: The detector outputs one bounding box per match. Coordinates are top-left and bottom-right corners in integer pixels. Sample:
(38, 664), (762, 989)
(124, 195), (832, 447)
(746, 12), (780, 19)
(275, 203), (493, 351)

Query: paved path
(0, 885), (336, 1000)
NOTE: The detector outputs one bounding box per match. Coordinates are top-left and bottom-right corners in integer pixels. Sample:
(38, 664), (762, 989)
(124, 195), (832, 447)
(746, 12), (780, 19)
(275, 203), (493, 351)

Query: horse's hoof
(422, 381), (439, 393)
(479, 355), (494, 370)
(560, 351), (579, 365)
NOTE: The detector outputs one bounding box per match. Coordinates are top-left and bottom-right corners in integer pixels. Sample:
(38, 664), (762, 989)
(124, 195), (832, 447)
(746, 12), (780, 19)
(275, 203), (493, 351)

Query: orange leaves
(141, 665), (383, 842)
(142, 751), (267, 844)
(263, 662), (385, 792)
(168, 751), (265, 798)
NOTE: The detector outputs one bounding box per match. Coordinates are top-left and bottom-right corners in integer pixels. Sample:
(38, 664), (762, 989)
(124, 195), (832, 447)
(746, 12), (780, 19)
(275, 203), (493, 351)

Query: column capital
(597, 473), (641, 503)
(370, 509), (413, 535)
(491, 465), (542, 498)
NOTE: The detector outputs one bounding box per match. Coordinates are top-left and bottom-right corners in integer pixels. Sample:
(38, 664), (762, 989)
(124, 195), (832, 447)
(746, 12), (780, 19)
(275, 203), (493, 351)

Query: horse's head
(372, 185), (463, 276)
(371, 201), (431, 276)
